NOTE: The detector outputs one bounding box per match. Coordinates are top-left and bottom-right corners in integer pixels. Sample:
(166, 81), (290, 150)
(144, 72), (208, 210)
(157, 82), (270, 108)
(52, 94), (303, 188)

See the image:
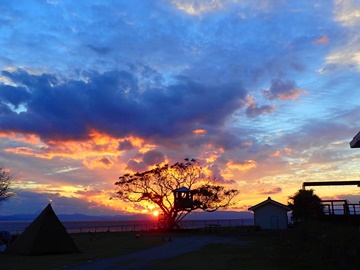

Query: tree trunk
(162, 213), (179, 231)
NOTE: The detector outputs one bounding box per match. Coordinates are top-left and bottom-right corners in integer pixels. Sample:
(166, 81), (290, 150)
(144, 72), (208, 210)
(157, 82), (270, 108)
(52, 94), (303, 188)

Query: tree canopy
(0, 163), (15, 205)
(115, 158), (238, 230)
(288, 189), (324, 222)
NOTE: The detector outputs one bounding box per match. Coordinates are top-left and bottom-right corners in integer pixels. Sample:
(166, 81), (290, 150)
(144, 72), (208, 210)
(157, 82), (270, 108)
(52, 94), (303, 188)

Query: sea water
(0, 218), (254, 235)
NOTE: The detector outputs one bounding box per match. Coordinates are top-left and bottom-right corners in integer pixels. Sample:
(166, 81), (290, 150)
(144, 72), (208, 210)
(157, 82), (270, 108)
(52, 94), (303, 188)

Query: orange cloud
(4, 129), (151, 163)
(193, 129), (207, 135)
(242, 141), (253, 147)
(119, 136), (145, 149)
(272, 150), (281, 157)
(89, 130), (116, 146)
(5, 146), (53, 159)
(263, 80), (308, 101)
(83, 156), (114, 169)
(227, 160), (257, 172)
(1, 167), (11, 173)
(277, 89), (308, 100)
(245, 95), (276, 117)
(0, 131), (42, 144)
(315, 36), (329, 44)
(204, 151), (220, 163)
(246, 95), (256, 106)
(258, 187), (282, 195)
(271, 147), (292, 157)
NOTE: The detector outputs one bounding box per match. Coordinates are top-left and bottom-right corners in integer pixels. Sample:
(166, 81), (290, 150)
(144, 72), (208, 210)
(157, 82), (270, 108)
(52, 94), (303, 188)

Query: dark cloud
(209, 163), (236, 185)
(99, 157), (112, 166)
(211, 130), (248, 151)
(118, 140), (134, 151)
(75, 188), (102, 197)
(279, 119), (355, 151)
(246, 102), (276, 118)
(0, 69), (247, 150)
(143, 150), (165, 166)
(125, 150), (165, 172)
(258, 187), (282, 195)
(262, 79), (306, 100)
(0, 84), (30, 109)
(126, 159), (147, 173)
(86, 45), (112, 55)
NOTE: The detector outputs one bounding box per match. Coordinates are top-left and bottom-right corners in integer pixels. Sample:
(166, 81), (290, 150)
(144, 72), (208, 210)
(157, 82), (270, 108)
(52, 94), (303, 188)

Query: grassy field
(1, 222), (359, 270)
(1, 231), (169, 270)
(149, 222), (360, 270)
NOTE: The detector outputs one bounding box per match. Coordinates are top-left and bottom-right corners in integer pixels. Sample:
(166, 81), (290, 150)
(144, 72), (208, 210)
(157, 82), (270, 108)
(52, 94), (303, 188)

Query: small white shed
(248, 197), (290, 230)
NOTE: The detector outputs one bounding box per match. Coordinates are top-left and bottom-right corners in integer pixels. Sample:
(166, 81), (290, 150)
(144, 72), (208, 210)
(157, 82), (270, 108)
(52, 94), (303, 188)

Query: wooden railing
(321, 200), (360, 215)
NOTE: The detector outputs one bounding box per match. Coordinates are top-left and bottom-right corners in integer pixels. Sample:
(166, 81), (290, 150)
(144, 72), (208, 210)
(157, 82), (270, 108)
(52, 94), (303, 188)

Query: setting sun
(153, 210), (159, 217)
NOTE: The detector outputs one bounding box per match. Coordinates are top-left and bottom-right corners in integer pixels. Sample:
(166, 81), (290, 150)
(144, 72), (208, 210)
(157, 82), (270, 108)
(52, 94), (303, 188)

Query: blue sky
(1, 0), (360, 216)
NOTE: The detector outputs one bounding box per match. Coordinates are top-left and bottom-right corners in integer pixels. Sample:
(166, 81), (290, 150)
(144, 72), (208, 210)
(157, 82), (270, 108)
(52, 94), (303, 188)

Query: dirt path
(68, 235), (249, 270)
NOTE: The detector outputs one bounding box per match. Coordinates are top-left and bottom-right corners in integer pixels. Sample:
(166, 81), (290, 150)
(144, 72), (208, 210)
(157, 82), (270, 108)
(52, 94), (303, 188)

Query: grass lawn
(148, 223), (360, 270)
(1, 222), (359, 270)
(0, 231), (168, 270)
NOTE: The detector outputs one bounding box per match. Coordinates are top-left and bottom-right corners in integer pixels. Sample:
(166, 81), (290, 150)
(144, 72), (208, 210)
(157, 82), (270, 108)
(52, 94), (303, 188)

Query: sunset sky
(1, 0), (360, 216)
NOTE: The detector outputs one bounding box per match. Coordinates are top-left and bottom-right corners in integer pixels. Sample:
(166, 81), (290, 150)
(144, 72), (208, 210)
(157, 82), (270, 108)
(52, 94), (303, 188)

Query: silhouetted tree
(115, 158), (238, 230)
(288, 189), (323, 222)
(0, 163), (15, 205)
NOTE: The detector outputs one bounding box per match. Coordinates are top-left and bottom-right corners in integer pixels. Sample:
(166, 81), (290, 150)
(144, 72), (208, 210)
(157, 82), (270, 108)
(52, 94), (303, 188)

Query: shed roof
(248, 197), (290, 212)
(174, 187), (190, 192)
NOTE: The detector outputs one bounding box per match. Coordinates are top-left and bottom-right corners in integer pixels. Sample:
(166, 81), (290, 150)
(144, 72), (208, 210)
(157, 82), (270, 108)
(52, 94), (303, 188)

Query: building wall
(254, 204), (288, 230)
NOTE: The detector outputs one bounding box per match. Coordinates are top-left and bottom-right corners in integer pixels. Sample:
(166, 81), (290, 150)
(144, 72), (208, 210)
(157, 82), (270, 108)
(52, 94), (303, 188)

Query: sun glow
(153, 210), (159, 217)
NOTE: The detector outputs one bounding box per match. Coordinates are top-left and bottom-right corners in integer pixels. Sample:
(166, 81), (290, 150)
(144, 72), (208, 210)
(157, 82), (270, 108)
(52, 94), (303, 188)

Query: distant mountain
(0, 214), (39, 221)
(184, 211), (253, 220)
(58, 213), (155, 221)
(0, 213), (154, 222)
(0, 211), (253, 222)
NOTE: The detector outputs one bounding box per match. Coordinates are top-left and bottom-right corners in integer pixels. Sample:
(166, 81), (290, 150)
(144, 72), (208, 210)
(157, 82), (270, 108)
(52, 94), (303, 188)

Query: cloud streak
(0, 69), (246, 148)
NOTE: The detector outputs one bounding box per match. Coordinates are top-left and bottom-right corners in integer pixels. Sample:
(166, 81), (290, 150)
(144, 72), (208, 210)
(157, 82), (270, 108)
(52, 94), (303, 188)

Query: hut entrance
(173, 187), (193, 211)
